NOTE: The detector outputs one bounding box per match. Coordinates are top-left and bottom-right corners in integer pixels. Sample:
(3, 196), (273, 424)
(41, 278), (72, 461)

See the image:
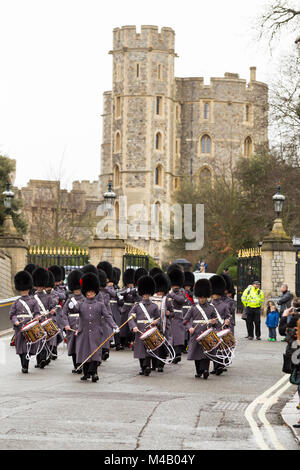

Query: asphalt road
(0, 316), (299, 450)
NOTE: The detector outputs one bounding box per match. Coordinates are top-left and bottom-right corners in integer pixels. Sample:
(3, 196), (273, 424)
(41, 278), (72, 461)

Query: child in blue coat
(265, 301), (280, 342)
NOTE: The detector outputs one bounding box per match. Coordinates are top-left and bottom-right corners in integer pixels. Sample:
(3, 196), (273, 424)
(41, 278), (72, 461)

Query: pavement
(281, 392), (300, 444)
(0, 315), (299, 450)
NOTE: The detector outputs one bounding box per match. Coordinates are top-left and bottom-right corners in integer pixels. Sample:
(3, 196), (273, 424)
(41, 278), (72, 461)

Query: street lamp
(103, 181), (116, 213)
(272, 184), (285, 218)
(2, 181), (14, 211)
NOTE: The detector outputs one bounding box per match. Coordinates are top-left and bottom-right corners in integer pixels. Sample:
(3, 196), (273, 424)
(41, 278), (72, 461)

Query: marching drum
(140, 327), (165, 352)
(217, 329), (236, 349)
(21, 320), (46, 344)
(40, 319), (60, 341)
(196, 328), (221, 352)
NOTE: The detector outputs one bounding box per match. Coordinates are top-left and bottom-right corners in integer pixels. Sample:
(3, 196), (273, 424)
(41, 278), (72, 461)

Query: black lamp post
(103, 181), (116, 214)
(2, 181), (14, 211)
(272, 184), (285, 219)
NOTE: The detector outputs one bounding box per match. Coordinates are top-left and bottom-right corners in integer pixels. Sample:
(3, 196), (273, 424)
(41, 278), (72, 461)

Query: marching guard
(9, 271), (40, 373)
(61, 269), (84, 374)
(75, 272), (118, 382)
(183, 279), (217, 379)
(119, 268), (140, 349)
(167, 268), (186, 364)
(128, 275), (160, 376)
(182, 271), (195, 353)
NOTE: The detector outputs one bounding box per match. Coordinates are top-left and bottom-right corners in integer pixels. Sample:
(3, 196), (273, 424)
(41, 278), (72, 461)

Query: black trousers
(83, 361), (98, 376)
(19, 353), (29, 370)
(36, 348), (47, 365)
(246, 307), (261, 338)
(139, 357), (151, 371)
(174, 345), (182, 358)
(151, 344), (168, 369)
(195, 359), (210, 374)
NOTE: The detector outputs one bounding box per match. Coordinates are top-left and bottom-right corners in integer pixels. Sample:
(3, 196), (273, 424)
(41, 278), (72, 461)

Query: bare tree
(259, 1), (300, 45)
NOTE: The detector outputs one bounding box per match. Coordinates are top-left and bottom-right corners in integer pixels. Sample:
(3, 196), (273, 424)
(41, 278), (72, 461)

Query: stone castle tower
(99, 26), (269, 262)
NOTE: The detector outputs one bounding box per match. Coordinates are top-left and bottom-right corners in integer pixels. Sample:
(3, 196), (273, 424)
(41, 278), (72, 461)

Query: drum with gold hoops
(21, 320), (46, 344)
(40, 319), (60, 341)
(217, 329), (236, 349)
(196, 328), (221, 352)
(140, 327), (165, 352)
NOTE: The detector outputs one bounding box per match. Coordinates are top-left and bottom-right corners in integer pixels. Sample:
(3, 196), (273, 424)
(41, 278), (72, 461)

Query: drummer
(9, 271), (40, 374)
(151, 273), (174, 372)
(167, 268), (186, 364)
(61, 269), (84, 374)
(32, 267), (57, 369)
(128, 275), (160, 377)
(183, 279), (217, 379)
(182, 272), (195, 353)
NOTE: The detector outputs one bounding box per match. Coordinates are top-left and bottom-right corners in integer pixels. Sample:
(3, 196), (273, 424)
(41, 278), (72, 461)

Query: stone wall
(0, 249), (13, 299)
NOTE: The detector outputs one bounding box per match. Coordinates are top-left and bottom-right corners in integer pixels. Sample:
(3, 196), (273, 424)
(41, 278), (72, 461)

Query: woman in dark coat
(76, 272), (118, 382)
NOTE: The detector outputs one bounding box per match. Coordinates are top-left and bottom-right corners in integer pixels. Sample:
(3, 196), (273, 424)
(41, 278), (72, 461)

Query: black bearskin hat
(221, 274), (233, 292)
(123, 268), (135, 286)
(60, 266), (66, 281)
(32, 267), (49, 288)
(149, 267), (163, 278)
(46, 270), (55, 289)
(167, 263), (182, 275)
(81, 264), (98, 276)
(168, 268), (184, 288)
(137, 275), (155, 296)
(24, 263), (37, 275)
(194, 279), (212, 298)
(184, 271), (195, 288)
(97, 268), (107, 288)
(134, 267), (148, 286)
(80, 272), (100, 296)
(48, 265), (63, 283)
(67, 269), (82, 292)
(113, 267), (121, 285)
(14, 270), (33, 291)
(210, 275), (226, 296)
(153, 273), (169, 294)
(97, 261), (113, 281)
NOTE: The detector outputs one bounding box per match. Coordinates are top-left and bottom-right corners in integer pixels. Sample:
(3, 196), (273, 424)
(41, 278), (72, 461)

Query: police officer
(241, 281), (264, 340)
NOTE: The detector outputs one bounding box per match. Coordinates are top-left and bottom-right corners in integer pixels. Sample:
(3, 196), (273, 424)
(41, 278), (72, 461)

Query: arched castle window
(244, 137), (252, 156)
(201, 135), (211, 154)
(199, 167), (212, 185)
(155, 132), (162, 151)
(157, 64), (162, 80)
(115, 201), (119, 222)
(115, 131), (121, 153)
(153, 201), (161, 223)
(155, 165), (163, 186)
(114, 164), (120, 187)
(116, 96), (121, 118)
(136, 63), (140, 79)
(204, 102), (210, 120)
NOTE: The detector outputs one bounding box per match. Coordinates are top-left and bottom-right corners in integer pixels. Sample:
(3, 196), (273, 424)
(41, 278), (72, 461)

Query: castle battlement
(112, 25), (175, 52)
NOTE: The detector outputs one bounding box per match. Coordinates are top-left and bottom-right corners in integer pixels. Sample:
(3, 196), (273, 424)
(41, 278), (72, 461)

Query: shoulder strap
(34, 294), (48, 315)
(19, 299), (33, 317)
(196, 304), (209, 323)
(139, 302), (152, 323)
(71, 297), (78, 307)
(209, 303), (223, 324)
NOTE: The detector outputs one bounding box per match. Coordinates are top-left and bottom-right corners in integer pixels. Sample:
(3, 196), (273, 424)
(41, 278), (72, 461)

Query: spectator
(265, 301), (280, 342)
(277, 284), (293, 318)
(241, 281), (264, 340)
(279, 299), (300, 428)
(204, 262), (208, 273)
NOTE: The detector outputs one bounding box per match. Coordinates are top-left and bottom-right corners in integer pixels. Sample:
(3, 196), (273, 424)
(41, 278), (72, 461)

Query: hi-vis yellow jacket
(241, 285), (264, 308)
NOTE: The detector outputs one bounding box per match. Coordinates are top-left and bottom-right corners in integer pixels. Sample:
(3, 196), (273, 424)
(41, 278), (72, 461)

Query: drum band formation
(9, 261), (236, 382)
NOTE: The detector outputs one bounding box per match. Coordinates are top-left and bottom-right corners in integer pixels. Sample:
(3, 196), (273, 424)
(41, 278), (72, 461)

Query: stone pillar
(261, 218), (296, 303)
(89, 238), (126, 271)
(0, 234), (28, 293)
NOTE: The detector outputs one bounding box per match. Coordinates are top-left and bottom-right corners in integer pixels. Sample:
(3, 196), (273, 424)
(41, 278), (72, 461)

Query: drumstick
(76, 313), (136, 372)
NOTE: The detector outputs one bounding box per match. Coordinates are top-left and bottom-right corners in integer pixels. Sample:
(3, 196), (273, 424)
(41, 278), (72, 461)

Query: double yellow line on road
(245, 375), (291, 450)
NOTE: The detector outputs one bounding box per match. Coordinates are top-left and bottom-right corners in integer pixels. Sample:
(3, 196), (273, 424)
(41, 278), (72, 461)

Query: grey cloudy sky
(0, 0), (295, 189)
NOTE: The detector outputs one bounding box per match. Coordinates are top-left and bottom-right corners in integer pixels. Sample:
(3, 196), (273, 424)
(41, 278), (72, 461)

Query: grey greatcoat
(150, 295), (174, 342)
(167, 289), (186, 346)
(210, 298), (231, 330)
(10, 296), (40, 355)
(221, 296), (236, 333)
(76, 298), (117, 363)
(96, 289), (114, 349)
(128, 299), (160, 359)
(105, 286), (122, 327)
(120, 289), (140, 339)
(34, 290), (59, 348)
(184, 303), (217, 360)
(61, 293), (84, 355)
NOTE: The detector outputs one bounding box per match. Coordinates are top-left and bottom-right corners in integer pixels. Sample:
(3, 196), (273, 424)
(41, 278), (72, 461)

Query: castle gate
(237, 248), (262, 312)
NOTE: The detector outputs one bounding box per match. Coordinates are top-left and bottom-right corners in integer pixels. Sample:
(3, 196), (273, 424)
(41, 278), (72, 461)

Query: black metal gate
(296, 251), (300, 297)
(28, 247), (89, 278)
(237, 248), (262, 313)
(122, 253), (149, 274)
